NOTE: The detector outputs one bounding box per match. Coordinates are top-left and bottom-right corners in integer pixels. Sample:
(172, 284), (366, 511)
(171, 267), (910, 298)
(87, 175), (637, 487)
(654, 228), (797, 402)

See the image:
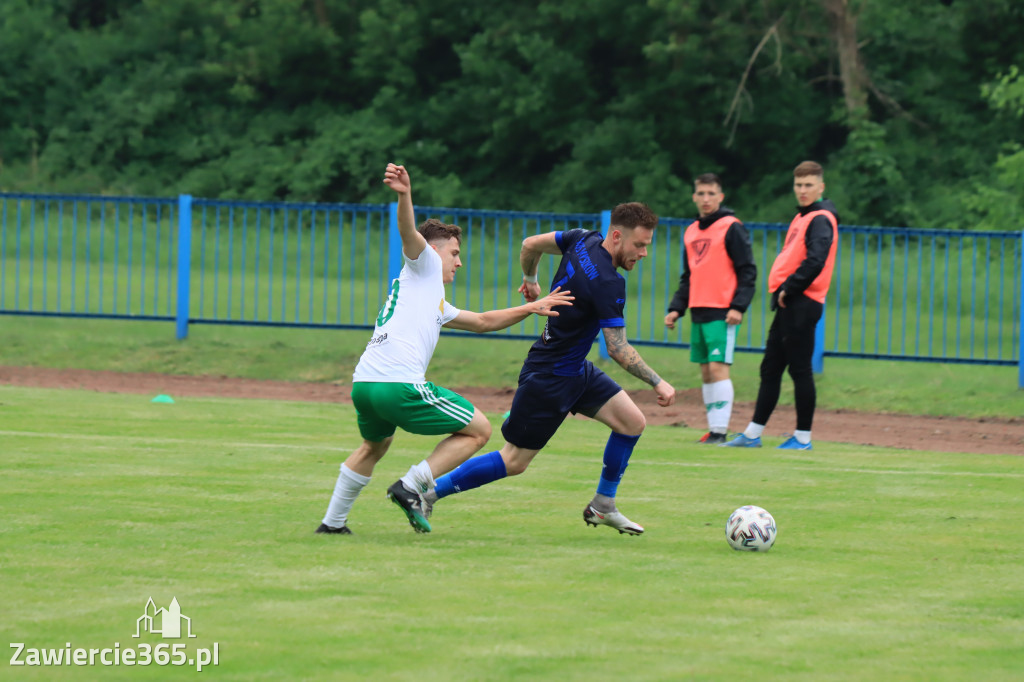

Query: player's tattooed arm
(603, 327), (662, 387)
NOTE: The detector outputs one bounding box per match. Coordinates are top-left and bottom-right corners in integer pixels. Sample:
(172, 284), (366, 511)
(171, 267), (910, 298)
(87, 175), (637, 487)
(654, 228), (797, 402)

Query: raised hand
(383, 163), (411, 195)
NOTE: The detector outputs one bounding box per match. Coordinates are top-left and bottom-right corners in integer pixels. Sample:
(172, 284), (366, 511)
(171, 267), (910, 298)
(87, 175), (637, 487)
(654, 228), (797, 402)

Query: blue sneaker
(777, 435), (813, 450)
(721, 433), (762, 448)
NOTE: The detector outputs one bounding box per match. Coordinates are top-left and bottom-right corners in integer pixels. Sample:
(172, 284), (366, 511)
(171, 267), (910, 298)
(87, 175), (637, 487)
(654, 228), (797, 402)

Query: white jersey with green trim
(353, 245), (461, 383)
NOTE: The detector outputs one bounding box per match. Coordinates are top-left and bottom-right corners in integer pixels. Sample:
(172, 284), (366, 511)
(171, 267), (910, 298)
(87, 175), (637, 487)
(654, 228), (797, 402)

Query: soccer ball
(725, 505), (777, 552)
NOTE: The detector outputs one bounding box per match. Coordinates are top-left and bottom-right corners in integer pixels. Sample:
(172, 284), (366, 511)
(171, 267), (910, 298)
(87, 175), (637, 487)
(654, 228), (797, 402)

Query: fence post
(597, 209), (612, 360)
(175, 195), (193, 340)
(813, 306), (825, 374)
(1019, 230), (1023, 389)
(388, 202), (403, 283)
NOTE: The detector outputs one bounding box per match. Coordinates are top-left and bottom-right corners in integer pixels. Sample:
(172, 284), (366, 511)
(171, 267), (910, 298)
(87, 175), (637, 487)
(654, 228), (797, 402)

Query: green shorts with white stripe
(690, 319), (738, 365)
(351, 381), (476, 442)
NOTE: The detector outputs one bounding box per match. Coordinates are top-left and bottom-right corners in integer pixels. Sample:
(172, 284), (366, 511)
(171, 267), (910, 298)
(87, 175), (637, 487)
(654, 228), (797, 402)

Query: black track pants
(752, 295), (823, 431)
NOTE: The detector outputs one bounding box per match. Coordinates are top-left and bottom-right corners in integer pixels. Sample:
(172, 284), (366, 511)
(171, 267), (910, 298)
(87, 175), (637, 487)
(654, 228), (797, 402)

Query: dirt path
(2, 366), (1021, 455)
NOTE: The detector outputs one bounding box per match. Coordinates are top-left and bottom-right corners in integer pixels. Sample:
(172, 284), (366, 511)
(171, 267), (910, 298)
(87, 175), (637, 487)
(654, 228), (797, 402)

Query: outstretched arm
(602, 327), (676, 406)
(518, 232), (562, 301)
(382, 163), (426, 260)
(444, 288), (574, 333)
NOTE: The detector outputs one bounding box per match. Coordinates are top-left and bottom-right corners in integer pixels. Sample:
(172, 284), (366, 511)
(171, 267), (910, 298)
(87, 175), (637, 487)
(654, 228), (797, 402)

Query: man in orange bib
(724, 161), (838, 450)
(665, 173), (756, 444)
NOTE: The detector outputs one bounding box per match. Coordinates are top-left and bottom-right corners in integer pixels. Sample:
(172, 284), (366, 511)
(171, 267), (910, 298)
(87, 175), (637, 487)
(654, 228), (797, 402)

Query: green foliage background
(2, 0), (1024, 229)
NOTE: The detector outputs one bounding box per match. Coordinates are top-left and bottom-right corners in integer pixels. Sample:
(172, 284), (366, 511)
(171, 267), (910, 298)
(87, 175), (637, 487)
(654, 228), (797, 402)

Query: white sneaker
(583, 504), (644, 535)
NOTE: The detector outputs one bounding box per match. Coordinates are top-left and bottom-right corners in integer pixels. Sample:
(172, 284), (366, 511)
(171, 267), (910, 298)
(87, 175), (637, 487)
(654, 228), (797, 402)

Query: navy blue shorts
(501, 360), (622, 450)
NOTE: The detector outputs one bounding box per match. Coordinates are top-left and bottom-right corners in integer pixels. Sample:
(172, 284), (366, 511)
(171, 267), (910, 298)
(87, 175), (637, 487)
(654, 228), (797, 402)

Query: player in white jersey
(317, 163), (573, 535)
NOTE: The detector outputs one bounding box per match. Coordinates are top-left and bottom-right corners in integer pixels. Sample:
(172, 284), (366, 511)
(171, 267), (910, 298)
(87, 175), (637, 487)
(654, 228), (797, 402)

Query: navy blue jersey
(524, 229), (626, 376)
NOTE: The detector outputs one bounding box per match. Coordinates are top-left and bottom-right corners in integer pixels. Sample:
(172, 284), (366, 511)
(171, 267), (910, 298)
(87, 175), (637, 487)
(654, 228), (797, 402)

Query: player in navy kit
(405, 202), (677, 535)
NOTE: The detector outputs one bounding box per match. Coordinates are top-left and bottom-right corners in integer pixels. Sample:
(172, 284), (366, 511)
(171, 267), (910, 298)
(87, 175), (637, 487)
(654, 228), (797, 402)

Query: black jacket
(667, 207), (757, 324)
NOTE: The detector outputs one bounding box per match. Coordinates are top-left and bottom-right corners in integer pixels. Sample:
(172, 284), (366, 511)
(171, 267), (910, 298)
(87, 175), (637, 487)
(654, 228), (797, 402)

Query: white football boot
(583, 504), (644, 535)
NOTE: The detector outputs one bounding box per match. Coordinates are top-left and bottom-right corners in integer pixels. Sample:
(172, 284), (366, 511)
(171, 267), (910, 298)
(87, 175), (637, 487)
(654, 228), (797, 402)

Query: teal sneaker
(386, 481), (432, 533)
(721, 433), (762, 448)
(777, 435), (813, 450)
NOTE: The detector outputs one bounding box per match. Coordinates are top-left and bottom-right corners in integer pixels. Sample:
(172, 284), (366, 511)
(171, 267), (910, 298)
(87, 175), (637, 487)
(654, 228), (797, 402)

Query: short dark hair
(794, 161), (824, 178)
(694, 173), (722, 188)
(418, 218), (462, 245)
(610, 202), (658, 231)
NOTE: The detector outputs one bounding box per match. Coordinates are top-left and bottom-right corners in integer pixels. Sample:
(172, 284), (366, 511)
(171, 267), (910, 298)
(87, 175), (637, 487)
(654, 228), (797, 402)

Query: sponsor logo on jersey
(573, 238), (600, 280)
(366, 332), (389, 347)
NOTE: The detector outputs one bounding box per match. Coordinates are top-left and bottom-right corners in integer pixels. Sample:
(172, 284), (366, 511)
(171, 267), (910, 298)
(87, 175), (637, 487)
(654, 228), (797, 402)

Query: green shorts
(690, 320), (738, 365)
(351, 381), (475, 442)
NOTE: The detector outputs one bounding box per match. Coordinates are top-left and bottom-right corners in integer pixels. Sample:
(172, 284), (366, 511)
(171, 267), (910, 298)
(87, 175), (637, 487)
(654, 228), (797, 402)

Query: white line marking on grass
(639, 458), (1024, 478)
(0, 430), (348, 452)
(788, 465), (1024, 478)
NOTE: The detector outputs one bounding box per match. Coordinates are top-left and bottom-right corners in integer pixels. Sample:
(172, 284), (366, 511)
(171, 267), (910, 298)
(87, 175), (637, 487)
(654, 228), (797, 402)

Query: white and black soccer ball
(725, 505), (777, 552)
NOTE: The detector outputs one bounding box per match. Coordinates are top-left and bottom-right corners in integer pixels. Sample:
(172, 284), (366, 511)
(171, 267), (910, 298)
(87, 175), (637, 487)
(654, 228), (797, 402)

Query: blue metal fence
(0, 192), (179, 321)
(2, 191), (1022, 386)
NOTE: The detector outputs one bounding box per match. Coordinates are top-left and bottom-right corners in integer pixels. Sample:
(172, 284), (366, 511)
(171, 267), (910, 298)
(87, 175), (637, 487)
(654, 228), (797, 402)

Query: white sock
(744, 422), (765, 439)
(700, 384), (716, 433)
(701, 383), (713, 413)
(706, 379), (734, 434)
(794, 430), (812, 445)
(322, 463), (370, 528)
(400, 460), (435, 495)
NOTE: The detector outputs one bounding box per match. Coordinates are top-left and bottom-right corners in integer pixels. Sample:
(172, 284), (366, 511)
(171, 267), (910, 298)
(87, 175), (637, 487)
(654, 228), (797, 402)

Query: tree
(0, 0), (1022, 230)
(962, 67), (1024, 231)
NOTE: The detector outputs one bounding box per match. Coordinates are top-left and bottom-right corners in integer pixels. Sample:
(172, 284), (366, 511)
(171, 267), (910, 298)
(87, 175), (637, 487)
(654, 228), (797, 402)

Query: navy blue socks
(595, 432), (641, 498)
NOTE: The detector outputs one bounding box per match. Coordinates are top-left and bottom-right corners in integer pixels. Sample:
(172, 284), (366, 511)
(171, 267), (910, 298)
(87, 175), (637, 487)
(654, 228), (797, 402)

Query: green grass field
(2, 386), (1023, 680)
